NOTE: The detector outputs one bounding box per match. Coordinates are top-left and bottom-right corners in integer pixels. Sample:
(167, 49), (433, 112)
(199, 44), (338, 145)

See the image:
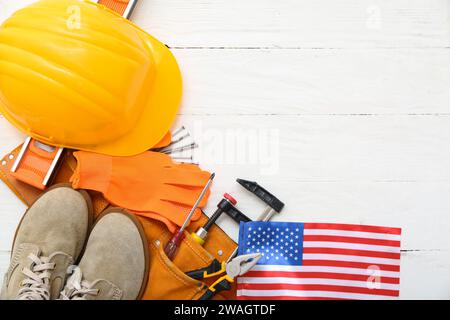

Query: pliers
(186, 253), (262, 300)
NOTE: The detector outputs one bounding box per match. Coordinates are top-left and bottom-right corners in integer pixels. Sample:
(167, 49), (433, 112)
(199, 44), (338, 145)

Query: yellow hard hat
(0, 0), (181, 156)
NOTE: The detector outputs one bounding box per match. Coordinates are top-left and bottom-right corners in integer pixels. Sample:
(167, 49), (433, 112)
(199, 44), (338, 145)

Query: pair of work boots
(0, 185), (149, 300)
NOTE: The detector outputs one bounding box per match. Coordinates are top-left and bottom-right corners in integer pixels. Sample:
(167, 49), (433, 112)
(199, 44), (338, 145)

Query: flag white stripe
(303, 241), (400, 252)
(251, 264), (400, 278)
(303, 229), (401, 241)
(237, 289), (397, 300)
(237, 277), (400, 291)
(302, 253), (400, 266)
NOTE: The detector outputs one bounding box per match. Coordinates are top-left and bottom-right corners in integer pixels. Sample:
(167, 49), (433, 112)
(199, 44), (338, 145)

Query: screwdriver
(164, 172), (215, 260)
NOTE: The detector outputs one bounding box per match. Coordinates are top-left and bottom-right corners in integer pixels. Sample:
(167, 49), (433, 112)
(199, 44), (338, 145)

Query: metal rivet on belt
(217, 250), (223, 256)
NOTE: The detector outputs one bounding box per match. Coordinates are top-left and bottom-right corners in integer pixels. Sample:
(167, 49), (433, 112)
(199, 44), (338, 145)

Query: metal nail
(171, 126), (186, 138)
(161, 143), (198, 154)
(171, 156), (193, 161)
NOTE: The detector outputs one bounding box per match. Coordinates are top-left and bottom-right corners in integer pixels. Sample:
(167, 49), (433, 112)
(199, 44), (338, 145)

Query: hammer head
(236, 178), (284, 212)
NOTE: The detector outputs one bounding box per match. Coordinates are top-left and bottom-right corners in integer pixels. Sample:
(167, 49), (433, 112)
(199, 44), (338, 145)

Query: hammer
(226, 178), (285, 262)
(236, 178), (285, 222)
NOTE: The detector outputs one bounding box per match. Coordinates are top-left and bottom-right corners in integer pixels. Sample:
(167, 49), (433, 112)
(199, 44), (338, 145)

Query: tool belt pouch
(0, 146), (238, 300)
(138, 216), (237, 300)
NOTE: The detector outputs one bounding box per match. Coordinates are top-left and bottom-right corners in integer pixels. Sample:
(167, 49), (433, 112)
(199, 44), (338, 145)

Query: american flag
(237, 221), (401, 300)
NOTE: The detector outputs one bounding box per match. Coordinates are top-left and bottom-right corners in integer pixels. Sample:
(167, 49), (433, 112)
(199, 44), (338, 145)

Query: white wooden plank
(400, 250), (450, 299)
(0, 251), (11, 282)
(1, 0), (449, 48)
(0, 0), (34, 21)
(0, 118), (25, 156)
(133, 0), (450, 48)
(0, 184), (24, 252)
(172, 48), (450, 115)
(174, 115), (450, 182)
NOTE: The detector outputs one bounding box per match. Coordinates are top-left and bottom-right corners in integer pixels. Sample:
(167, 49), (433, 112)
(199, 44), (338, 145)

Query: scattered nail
(171, 126), (186, 138)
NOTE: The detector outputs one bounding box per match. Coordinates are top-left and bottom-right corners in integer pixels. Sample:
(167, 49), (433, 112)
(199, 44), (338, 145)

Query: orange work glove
(70, 151), (212, 230)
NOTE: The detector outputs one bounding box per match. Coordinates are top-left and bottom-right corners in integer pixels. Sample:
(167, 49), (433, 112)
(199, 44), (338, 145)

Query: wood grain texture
(132, 0), (450, 48)
(2, 0), (448, 48)
(172, 49), (450, 115)
(0, 0), (449, 299)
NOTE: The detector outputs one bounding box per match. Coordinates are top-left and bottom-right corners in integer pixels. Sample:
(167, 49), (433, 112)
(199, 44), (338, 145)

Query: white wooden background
(1, 0), (450, 299)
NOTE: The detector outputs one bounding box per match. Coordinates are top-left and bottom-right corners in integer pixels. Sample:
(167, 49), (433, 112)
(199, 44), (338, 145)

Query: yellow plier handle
(199, 275), (234, 300)
(185, 259), (225, 280)
(185, 253), (262, 300)
(185, 259), (234, 300)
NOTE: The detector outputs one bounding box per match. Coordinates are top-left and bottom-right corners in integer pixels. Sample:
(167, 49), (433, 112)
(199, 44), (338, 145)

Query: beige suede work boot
(59, 209), (149, 300)
(0, 185), (93, 300)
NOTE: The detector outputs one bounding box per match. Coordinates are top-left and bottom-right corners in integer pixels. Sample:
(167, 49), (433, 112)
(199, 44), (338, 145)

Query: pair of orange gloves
(70, 151), (211, 232)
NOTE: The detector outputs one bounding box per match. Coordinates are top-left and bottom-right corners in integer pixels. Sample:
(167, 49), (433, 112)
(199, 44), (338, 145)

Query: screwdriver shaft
(180, 173), (215, 232)
(164, 172), (215, 260)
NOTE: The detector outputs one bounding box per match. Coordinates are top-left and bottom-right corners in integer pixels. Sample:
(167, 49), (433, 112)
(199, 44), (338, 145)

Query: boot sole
(11, 183), (95, 263)
(94, 208), (150, 300)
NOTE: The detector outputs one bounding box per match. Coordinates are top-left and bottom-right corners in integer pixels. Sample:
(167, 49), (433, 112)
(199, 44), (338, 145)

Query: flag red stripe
(237, 295), (348, 300)
(302, 259), (400, 272)
(303, 223), (401, 235)
(237, 283), (399, 297)
(303, 235), (400, 247)
(303, 247), (401, 259)
(244, 270), (400, 284)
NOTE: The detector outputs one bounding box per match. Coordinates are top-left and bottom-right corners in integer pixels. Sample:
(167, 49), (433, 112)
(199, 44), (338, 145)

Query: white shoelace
(16, 253), (55, 300)
(59, 266), (99, 300)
